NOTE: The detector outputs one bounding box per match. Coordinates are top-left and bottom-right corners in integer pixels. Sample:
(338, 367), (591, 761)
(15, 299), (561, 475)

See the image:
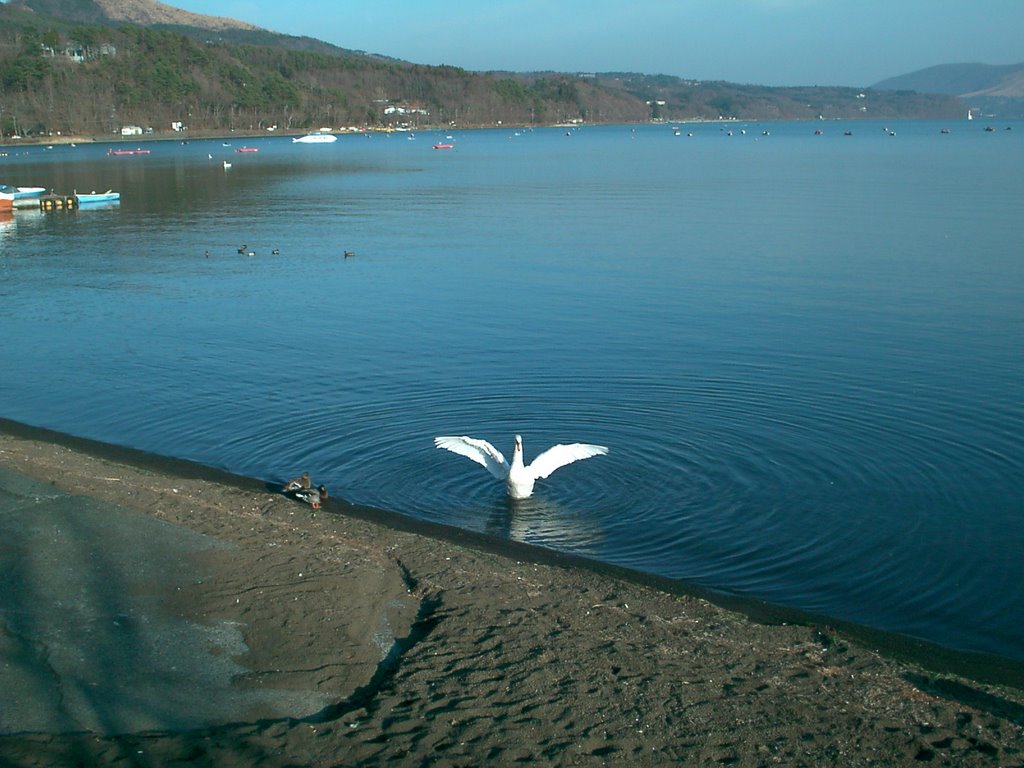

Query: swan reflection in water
(476, 494), (606, 554)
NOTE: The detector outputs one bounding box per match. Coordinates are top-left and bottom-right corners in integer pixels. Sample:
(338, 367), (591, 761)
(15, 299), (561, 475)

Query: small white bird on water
(434, 434), (608, 499)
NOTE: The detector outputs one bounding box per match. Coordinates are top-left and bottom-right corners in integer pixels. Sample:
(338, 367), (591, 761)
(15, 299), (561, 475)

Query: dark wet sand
(1, 419), (1023, 767)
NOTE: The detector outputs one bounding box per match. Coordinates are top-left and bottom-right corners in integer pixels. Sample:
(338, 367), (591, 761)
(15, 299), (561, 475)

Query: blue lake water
(1, 121), (1022, 663)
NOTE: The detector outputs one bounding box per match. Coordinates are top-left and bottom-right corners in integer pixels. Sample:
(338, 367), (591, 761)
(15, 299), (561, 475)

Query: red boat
(235, 147), (259, 153)
(433, 143), (454, 150)
(108, 148), (151, 156)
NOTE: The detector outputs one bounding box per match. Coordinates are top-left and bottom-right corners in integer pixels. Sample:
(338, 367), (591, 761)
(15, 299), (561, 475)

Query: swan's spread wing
(527, 443), (608, 480)
(434, 436), (509, 480)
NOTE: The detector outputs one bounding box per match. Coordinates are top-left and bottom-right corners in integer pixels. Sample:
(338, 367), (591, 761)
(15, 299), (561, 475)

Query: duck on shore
(283, 471), (310, 492)
(291, 484), (328, 510)
(282, 472), (328, 509)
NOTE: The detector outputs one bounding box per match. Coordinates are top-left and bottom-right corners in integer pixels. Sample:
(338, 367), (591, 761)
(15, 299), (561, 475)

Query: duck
(282, 471), (311, 493)
(237, 244), (248, 254)
(292, 484), (328, 510)
(434, 434), (608, 499)
(344, 250), (355, 258)
(271, 248), (280, 255)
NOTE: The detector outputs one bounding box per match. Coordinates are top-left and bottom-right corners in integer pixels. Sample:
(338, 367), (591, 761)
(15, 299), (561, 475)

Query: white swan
(434, 434), (608, 499)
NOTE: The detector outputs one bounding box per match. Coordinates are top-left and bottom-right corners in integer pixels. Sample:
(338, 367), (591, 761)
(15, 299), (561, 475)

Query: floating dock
(38, 194), (79, 211)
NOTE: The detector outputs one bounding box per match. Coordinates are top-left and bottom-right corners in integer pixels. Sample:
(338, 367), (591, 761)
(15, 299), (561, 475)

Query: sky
(166, 0), (1024, 87)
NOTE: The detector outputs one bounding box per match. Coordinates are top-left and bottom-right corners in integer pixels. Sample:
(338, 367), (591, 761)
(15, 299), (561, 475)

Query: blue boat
(13, 186), (46, 199)
(75, 190), (121, 206)
(4, 185), (47, 209)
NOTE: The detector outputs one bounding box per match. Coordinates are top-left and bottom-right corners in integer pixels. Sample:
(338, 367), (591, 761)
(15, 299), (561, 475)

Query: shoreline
(1, 415), (1021, 688)
(2, 416), (1023, 765)
(0, 116), (984, 149)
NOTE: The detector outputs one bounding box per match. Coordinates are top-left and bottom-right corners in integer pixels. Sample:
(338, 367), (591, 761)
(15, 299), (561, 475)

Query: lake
(1, 120), (1022, 663)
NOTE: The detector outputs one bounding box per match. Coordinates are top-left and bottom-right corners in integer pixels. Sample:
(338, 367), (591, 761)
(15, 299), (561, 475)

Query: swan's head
(514, 434), (523, 451)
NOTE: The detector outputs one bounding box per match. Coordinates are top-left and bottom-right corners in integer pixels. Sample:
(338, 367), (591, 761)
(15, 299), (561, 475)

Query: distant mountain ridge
(91, 0), (259, 31)
(14, 0), (366, 55)
(15, 0), (259, 31)
(873, 62), (1024, 96)
(873, 62), (1024, 118)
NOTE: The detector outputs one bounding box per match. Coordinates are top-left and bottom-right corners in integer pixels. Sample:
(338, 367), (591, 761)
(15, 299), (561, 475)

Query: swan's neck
(511, 442), (524, 470)
(506, 441), (532, 498)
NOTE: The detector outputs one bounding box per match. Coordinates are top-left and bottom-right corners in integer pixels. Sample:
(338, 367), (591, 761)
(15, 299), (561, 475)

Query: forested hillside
(0, 2), (966, 140)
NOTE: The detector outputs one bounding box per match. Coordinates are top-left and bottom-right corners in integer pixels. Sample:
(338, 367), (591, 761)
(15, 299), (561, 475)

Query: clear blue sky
(168, 0), (1023, 87)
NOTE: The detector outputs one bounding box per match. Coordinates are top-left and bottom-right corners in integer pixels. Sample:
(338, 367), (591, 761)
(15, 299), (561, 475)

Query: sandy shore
(1, 421), (1022, 767)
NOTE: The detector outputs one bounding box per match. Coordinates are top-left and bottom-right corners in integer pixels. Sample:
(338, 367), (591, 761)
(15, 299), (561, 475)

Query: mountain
(0, 0), (967, 140)
(873, 62), (1024, 118)
(25, 0), (261, 31)
(13, 0), (375, 55)
(872, 62), (1024, 97)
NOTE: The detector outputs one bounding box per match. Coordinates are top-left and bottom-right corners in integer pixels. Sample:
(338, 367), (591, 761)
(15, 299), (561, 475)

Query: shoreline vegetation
(1, 416), (1023, 766)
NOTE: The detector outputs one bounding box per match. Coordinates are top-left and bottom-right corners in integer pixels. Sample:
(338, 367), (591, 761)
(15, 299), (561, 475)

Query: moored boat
(0, 183), (37, 209)
(235, 147), (259, 153)
(292, 133), (338, 144)
(75, 190), (121, 205)
(11, 186), (47, 209)
(107, 148), (150, 156)
(433, 143), (454, 150)
(13, 186), (45, 199)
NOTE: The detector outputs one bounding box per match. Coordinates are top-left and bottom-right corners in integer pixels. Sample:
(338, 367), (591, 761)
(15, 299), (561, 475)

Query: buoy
(39, 194), (77, 211)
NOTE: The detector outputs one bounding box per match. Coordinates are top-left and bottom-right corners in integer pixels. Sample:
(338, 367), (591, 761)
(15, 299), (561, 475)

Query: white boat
(10, 187), (45, 208)
(0, 184), (34, 209)
(292, 133), (338, 144)
(14, 186), (45, 199)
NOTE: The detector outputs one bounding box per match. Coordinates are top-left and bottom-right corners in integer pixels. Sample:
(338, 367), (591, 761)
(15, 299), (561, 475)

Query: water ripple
(2, 125), (1022, 662)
